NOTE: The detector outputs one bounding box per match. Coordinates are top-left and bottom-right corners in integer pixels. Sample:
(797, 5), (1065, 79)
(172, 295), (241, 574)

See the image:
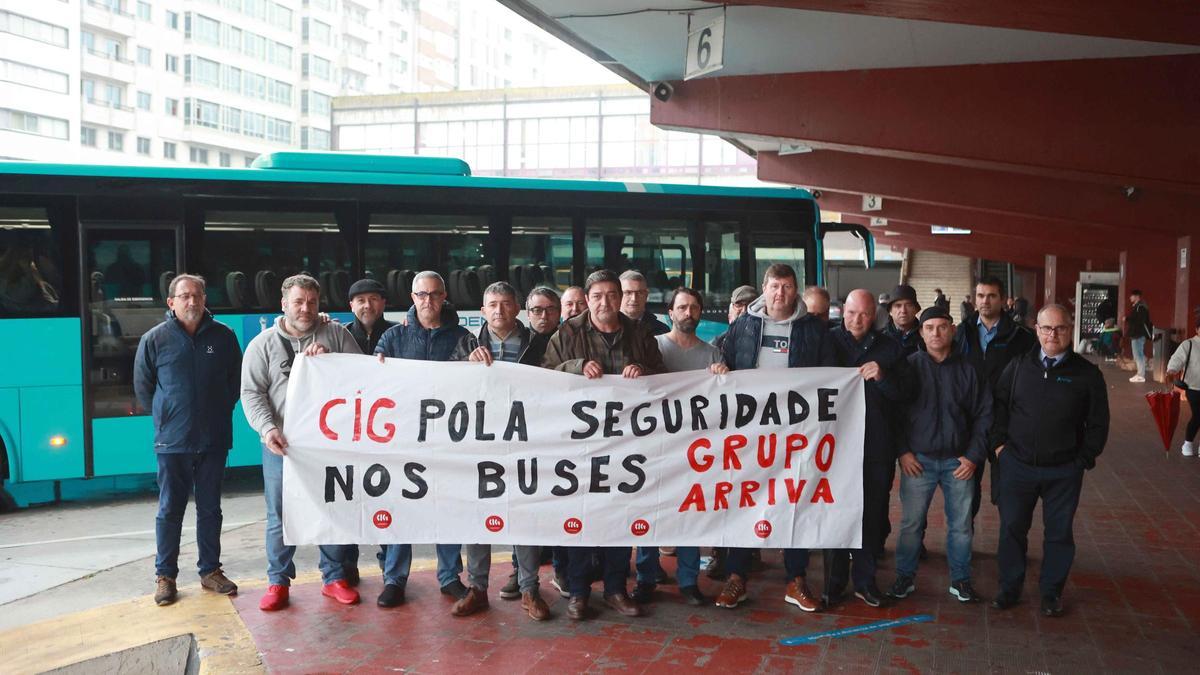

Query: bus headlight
(49, 435), (67, 447)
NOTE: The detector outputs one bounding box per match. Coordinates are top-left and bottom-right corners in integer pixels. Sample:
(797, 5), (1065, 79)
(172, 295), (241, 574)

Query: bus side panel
(0, 388), (19, 480)
(19, 386), (85, 481)
(229, 402), (262, 468)
(91, 417), (157, 477)
(0, 318), (83, 388)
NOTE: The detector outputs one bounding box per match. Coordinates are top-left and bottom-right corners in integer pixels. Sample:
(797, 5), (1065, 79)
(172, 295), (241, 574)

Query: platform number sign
(685, 15), (725, 80)
(862, 194), (883, 212)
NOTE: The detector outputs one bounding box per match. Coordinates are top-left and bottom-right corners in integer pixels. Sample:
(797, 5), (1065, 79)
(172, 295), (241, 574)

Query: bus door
(82, 224), (181, 478)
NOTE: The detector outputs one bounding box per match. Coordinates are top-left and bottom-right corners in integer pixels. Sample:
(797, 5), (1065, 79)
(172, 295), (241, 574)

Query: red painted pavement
(232, 362), (1200, 673)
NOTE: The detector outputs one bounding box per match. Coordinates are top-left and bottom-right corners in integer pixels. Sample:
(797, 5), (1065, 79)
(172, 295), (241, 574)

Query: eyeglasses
(527, 306), (554, 315)
(1036, 325), (1072, 335)
(172, 293), (204, 302)
(412, 291), (445, 300)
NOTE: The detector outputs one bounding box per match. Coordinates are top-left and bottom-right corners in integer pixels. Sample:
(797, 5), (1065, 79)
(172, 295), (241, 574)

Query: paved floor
(2, 358), (1199, 673)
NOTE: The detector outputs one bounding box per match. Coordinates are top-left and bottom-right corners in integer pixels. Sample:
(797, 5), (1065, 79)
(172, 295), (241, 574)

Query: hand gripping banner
(282, 353), (865, 548)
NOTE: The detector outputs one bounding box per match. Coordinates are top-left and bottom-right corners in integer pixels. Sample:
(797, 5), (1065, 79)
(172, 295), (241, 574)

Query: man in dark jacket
(990, 304), (1109, 617)
(883, 284), (923, 356)
(715, 264), (836, 613)
(1125, 289), (1153, 382)
(954, 277), (1036, 521)
(826, 289), (909, 609)
(887, 307), (991, 605)
(620, 270), (671, 335)
(346, 278), (395, 355)
(373, 271), (473, 609)
(542, 269), (666, 621)
(134, 274), (241, 606)
(712, 284), (756, 352)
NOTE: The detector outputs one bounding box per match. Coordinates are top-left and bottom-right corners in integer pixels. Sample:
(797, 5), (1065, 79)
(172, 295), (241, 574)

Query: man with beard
(561, 286), (586, 320)
(633, 287), (727, 607)
(135, 274), (241, 607)
(620, 270), (670, 335)
(241, 274), (362, 611)
(883, 285), (923, 356)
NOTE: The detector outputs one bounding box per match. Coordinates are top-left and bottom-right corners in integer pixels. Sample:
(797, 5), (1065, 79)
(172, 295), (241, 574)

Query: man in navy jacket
(134, 274), (241, 607)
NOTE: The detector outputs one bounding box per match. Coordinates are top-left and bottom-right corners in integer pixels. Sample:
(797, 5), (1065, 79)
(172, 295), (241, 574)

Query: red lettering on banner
(811, 477), (834, 503)
(713, 481), (733, 510)
(353, 393), (363, 442)
(739, 480), (760, 507)
(687, 438), (714, 472)
(757, 433), (777, 467)
(815, 434), (835, 472)
(767, 478), (777, 505)
(319, 398), (347, 440)
(679, 483), (706, 512)
(723, 434), (747, 470)
(367, 398), (396, 443)
(784, 434), (808, 468)
(786, 478), (807, 503)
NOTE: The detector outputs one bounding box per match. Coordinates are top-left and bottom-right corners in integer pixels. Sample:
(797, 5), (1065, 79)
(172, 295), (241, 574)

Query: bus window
(752, 215), (808, 289)
(0, 207), (64, 317)
(510, 216), (573, 295)
(702, 220), (744, 309)
(366, 214), (492, 310)
(202, 211), (351, 312)
(585, 218), (689, 304)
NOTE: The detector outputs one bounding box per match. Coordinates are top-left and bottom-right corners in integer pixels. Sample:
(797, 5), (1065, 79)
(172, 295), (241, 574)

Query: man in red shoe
(241, 274), (362, 610)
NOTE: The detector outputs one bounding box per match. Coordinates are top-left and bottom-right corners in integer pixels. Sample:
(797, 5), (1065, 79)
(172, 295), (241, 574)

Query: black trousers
(996, 453), (1084, 598)
(567, 546), (629, 598)
(826, 460), (893, 594)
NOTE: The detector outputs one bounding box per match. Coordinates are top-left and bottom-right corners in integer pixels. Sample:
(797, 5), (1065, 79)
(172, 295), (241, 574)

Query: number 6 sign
(685, 15), (725, 80)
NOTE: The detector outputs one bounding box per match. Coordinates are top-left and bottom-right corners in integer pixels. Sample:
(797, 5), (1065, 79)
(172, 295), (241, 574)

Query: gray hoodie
(1168, 335), (1200, 390)
(240, 316), (361, 438)
(746, 294), (806, 369)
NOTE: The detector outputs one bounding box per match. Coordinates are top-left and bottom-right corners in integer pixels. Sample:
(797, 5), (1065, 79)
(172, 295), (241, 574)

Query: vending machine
(1073, 271), (1119, 352)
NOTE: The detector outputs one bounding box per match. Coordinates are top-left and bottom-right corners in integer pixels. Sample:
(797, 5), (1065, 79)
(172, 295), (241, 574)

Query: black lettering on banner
(618, 454), (647, 493)
(478, 461), (505, 498)
(571, 401), (599, 439)
(325, 465), (353, 503)
(662, 398), (683, 433)
(719, 393), (730, 429)
(403, 462), (428, 499)
(818, 388), (839, 421)
(759, 392), (781, 426)
(589, 455), (611, 493)
(689, 395), (709, 430)
(517, 458), (538, 495)
(735, 393), (757, 427)
(504, 401), (528, 441)
(448, 402), (469, 441)
(551, 459), (579, 496)
(603, 401), (624, 438)
(363, 463), (391, 497)
(418, 399), (446, 441)
(474, 401), (495, 441)
(630, 402), (657, 436)
(788, 390), (810, 423)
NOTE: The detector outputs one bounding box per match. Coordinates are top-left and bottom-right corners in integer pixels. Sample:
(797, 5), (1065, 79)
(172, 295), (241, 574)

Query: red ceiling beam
(842, 214), (1070, 266)
(869, 221), (1113, 262)
(652, 54), (1200, 192)
(759, 150), (1195, 237)
(717, 1), (1200, 46)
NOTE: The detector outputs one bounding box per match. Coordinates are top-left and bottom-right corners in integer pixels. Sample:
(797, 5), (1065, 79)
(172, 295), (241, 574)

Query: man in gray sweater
(241, 274), (362, 611)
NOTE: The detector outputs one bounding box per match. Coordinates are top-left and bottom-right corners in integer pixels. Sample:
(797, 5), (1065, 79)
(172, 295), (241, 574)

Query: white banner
(282, 354), (865, 548)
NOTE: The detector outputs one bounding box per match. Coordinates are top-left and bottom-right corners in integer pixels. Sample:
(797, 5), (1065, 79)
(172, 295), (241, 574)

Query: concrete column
(1044, 255), (1086, 307)
(1175, 236), (1199, 337)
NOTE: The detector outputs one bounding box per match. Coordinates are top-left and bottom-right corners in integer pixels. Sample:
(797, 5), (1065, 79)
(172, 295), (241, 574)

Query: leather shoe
(604, 592), (642, 617)
(377, 583), (405, 608)
(990, 591), (1019, 610)
(451, 587), (489, 617)
(1041, 595), (1064, 617)
(521, 591), (550, 621)
(567, 595), (589, 620)
(631, 582), (656, 604)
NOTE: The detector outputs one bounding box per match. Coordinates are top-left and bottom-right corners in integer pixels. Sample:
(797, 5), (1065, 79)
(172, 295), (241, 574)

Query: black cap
(918, 306), (952, 325)
(348, 278), (386, 302)
(887, 284), (920, 310)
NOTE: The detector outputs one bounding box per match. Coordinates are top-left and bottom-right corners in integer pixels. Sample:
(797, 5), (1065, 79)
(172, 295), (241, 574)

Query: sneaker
(200, 568), (238, 596)
(680, 585), (707, 606)
(259, 584), (289, 611)
(440, 579), (468, 600)
(631, 582), (656, 604)
(551, 572), (570, 598)
(886, 575), (915, 600)
(1183, 441), (1196, 457)
(785, 577), (820, 612)
(322, 579), (360, 605)
(499, 570), (520, 600)
(1129, 374), (1146, 383)
(949, 580), (981, 603)
(154, 576), (177, 606)
(377, 583), (405, 608)
(715, 575), (747, 608)
(854, 584), (886, 608)
(706, 550), (727, 580)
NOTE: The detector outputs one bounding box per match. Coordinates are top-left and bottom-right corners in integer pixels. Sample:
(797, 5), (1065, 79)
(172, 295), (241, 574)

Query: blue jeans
(896, 455), (975, 583)
(1131, 336), (1147, 376)
(636, 546), (700, 588)
(379, 543), (463, 589)
(261, 446), (349, 586)
(155, 450), (226, 579)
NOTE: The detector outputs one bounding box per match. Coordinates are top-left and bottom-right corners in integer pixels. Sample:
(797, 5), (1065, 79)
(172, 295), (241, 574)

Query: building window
(137, 1), (151, 21)
(165, 97), (179, 116)
(81, 126), (97, 147)
(219, 151), (231, 167)
(136, 90), (151, 111)
(0, 58), (69, 93)
(0, 10), (69, 47)
(0, 107), (68, 139)
(165, 54), (178, 73)
(163, 141), (176, 159)
(137, 46), (151, 66)
(189, 146), (209, 164)
(136, 136), (150, 155)
(166, 10), (179, 30)
(108, 131), (124, 151)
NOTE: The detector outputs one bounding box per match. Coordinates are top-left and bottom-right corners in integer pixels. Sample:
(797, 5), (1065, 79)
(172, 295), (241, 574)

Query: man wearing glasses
(373, 271), (473, 609)
(989, 304), (1109, 618)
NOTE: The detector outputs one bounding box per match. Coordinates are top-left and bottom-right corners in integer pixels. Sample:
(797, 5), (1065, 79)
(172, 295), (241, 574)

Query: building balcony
(81, 49), (136, 83)
(341, 53), (375, 80)
(82, 0), (136, 36)
(342, 19), (377, 45)
(82, 98), (136, 130)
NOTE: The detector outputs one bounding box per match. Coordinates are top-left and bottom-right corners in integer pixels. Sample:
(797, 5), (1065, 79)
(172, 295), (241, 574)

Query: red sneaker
(259, 584), (290, 611)
(322, 579), (361, 605)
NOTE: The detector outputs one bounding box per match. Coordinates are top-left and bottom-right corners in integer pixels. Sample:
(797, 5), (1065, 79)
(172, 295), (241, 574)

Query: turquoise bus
(0, 152), (871, 507)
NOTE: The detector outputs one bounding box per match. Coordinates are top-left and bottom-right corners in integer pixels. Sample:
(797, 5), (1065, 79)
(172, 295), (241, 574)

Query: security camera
(652, 82), (674, 102)
(1123, 185), (1140, 201)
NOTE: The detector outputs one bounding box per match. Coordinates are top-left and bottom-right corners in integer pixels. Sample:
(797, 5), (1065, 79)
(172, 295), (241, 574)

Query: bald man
(827, 289), (910, 609)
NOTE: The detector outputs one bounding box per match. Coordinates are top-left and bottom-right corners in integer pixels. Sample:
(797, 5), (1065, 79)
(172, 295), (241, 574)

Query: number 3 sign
(685, 15), (725, 80)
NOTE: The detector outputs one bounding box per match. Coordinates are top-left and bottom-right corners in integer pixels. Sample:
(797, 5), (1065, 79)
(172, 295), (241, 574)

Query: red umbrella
(1146, 388), (1181, 452)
